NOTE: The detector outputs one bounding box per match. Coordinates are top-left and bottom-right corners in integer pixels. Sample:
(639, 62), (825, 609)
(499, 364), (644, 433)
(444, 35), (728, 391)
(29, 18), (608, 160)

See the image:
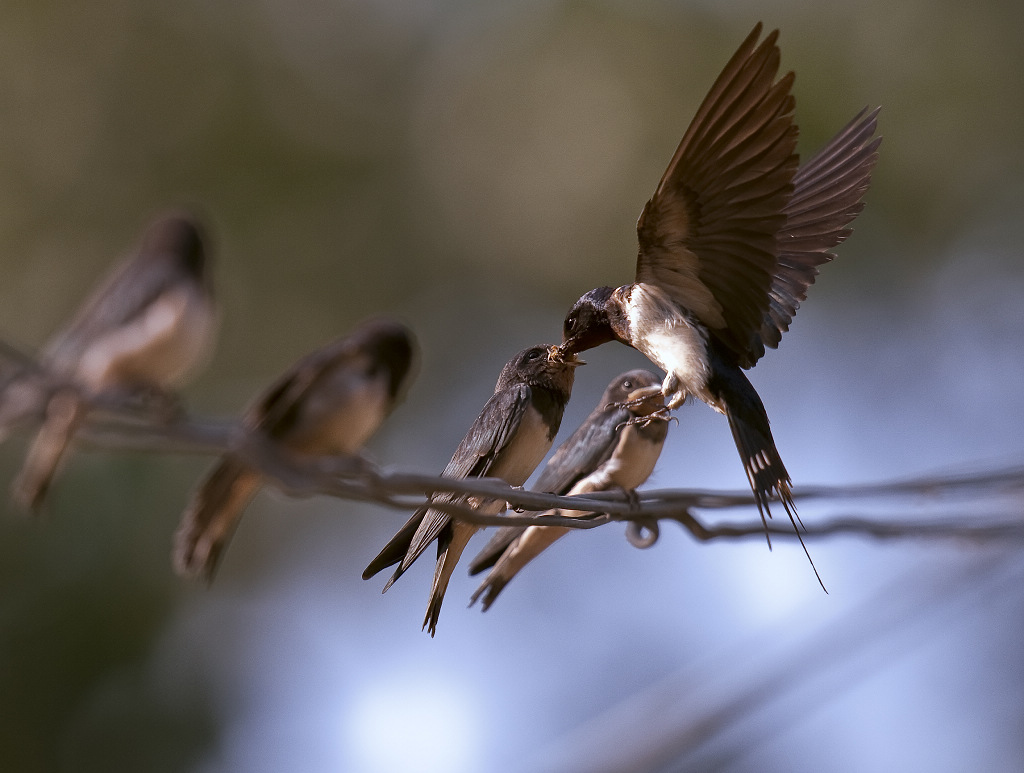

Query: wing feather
(399, 385), (534, 570)
(636, 24), (799, 365)
(752, 107), (881, 356)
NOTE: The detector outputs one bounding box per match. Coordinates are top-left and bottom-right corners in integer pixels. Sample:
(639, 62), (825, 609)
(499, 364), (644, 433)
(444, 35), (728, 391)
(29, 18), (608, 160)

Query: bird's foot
(616, 406), (676, 430)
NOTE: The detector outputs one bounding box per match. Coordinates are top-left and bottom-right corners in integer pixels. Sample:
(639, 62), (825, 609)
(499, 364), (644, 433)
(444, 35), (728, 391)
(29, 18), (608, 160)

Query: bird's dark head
(601, 368), (661, 407)
(352, 318), (418, 400)
(142, 212), (208, 277)
(561, 286), (621, 355)
(498, 344), (582, 399)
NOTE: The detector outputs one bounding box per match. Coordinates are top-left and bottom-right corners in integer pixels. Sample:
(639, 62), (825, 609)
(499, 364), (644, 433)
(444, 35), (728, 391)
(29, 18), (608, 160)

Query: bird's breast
(286, 370), (391, 456)
(625, 284), (711, 397)
(77, 287), (215, 391)
(486, 402), (554, 489)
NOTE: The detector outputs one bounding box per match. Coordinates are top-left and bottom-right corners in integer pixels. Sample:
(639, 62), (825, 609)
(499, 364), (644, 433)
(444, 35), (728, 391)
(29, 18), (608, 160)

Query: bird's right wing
(755, 107), (882, 357)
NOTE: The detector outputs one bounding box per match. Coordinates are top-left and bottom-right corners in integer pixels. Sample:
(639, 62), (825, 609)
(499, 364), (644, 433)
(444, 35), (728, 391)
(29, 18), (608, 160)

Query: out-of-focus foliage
(0, 1), (1022, 772)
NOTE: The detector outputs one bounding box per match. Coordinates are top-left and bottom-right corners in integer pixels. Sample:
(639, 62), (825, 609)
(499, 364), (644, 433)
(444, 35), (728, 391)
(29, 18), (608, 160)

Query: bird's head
(142, 212), (208, 277)
(602, 368), (662, 408)
(351, 318), (419, 401)
(498, 344), (582, 398)
(560, 286), (620, 355)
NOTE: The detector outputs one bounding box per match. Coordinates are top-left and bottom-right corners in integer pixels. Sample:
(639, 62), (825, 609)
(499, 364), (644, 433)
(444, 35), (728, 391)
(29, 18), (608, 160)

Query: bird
(10, 212), (217, 511)
(558, 23), (881, 570)
(173, 318), (417, 581)
(362, 344), (582, 636)
(468, 369), (670, 611)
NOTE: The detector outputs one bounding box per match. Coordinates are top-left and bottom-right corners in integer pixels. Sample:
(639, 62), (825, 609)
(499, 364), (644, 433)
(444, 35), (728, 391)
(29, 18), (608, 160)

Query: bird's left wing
(635, 23), (798, 368)
(399, 384), (534, 570)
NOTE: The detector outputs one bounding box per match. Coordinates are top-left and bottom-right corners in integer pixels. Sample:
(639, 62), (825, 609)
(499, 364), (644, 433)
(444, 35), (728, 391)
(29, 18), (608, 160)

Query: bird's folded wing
(247, 335), (358, 435)
(400, 384), (535, 571)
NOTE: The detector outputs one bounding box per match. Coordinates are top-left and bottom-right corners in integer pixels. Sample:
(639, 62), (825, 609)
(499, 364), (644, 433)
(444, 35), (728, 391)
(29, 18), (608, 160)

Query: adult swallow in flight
(468, 369), (669, 610)
(362, 344), (581, 636)
(558, 24), (880, 550)
(173, 318), (416, 580)
(10, 213), (217, 511)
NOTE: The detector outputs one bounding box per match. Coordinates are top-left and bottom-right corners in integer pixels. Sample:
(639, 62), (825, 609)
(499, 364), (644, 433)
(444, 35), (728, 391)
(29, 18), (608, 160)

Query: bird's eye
(527, 349), (542, 361)
(564, 313), (577, 334)
(623, 380), (632, 389)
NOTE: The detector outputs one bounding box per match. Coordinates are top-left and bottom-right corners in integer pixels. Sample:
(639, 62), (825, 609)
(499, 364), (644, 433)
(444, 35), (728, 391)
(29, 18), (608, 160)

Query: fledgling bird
(10, 213), (217, 511)
(362, 344), (581, 636)
(468, 369), (669, 611)
(173, 318), (416, 581)
(558, 24), (881, 560)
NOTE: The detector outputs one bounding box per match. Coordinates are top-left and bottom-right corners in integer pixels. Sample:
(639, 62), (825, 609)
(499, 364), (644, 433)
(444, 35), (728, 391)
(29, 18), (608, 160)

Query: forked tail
(12, 389), (85, 513)
(711, 363), (825, 591)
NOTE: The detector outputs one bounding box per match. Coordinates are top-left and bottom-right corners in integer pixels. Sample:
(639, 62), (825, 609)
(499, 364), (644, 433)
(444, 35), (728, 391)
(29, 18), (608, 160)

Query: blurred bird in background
(363, 344), (581, 636)
(468, 368), (670, 611)
(558, 24), (881, 571)
(174, 318), (417, 581)
(4, 212), (217, 512)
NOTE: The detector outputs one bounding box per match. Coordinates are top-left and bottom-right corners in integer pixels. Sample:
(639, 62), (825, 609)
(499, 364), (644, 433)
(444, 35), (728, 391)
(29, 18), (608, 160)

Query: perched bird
(10, 213), (217, 511)
(468, 369), (669, 611)
(558, 24), (880, 556)
(362, 344), (581, 636)
(173, 318), (416, 581)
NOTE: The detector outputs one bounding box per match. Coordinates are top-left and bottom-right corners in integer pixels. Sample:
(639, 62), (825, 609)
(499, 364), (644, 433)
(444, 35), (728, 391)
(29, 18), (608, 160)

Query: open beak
(549, 344), (585, 367)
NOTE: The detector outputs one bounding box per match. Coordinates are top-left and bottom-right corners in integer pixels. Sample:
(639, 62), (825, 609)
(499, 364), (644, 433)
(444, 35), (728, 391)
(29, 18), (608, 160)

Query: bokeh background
(1, 2), (1023, 771)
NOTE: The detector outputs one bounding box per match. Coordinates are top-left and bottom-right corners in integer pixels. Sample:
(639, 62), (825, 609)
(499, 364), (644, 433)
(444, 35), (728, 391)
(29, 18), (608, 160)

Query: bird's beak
(549, 344), (585, 367)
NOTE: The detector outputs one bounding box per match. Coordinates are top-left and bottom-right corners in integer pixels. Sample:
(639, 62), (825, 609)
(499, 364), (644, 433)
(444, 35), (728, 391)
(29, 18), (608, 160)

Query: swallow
(558, 24), (880, 554)
(173, 318), (416, 580)
(467, 369), (669, 610)
(362, 344), (581, 636)
(10, 213), (217, 511)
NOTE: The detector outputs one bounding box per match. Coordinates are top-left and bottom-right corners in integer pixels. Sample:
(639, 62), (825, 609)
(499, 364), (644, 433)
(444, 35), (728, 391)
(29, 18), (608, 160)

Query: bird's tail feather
(713, 366), (825, 591)
(173, 457), (262, 581)
(12, 389), (85, 513)
(470, 525), (570, 612)
(467, 525), (523, 576)
(423, 524), (474, 636)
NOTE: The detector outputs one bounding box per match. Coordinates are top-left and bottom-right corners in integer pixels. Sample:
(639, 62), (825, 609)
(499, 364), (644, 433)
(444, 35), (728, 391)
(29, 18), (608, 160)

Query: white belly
(287, 369), (391, 456)
(486, 402), (552, 488)
(571, 422), (666, 495)
(626, 284), (710, 405)
(77, 287), (214, 391)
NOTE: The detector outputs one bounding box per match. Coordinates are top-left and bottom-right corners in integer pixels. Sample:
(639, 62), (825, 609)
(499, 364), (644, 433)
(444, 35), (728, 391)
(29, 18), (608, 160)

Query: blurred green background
(1, 1), (1023, 771)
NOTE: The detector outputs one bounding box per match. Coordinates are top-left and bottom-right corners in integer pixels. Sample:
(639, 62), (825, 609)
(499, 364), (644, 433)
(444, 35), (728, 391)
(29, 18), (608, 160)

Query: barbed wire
(3, 365), (1021, 548)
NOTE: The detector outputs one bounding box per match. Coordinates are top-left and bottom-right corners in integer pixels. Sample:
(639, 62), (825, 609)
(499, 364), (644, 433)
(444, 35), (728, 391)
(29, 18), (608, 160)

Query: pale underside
(621, 283), (713, 410)
(73, 287), (214, 392)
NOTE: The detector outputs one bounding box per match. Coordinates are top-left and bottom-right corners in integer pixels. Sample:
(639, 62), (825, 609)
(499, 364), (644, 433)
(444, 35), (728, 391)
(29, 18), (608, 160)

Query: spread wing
(754, 107), (881, 357)
(635, 23), (799, 368)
